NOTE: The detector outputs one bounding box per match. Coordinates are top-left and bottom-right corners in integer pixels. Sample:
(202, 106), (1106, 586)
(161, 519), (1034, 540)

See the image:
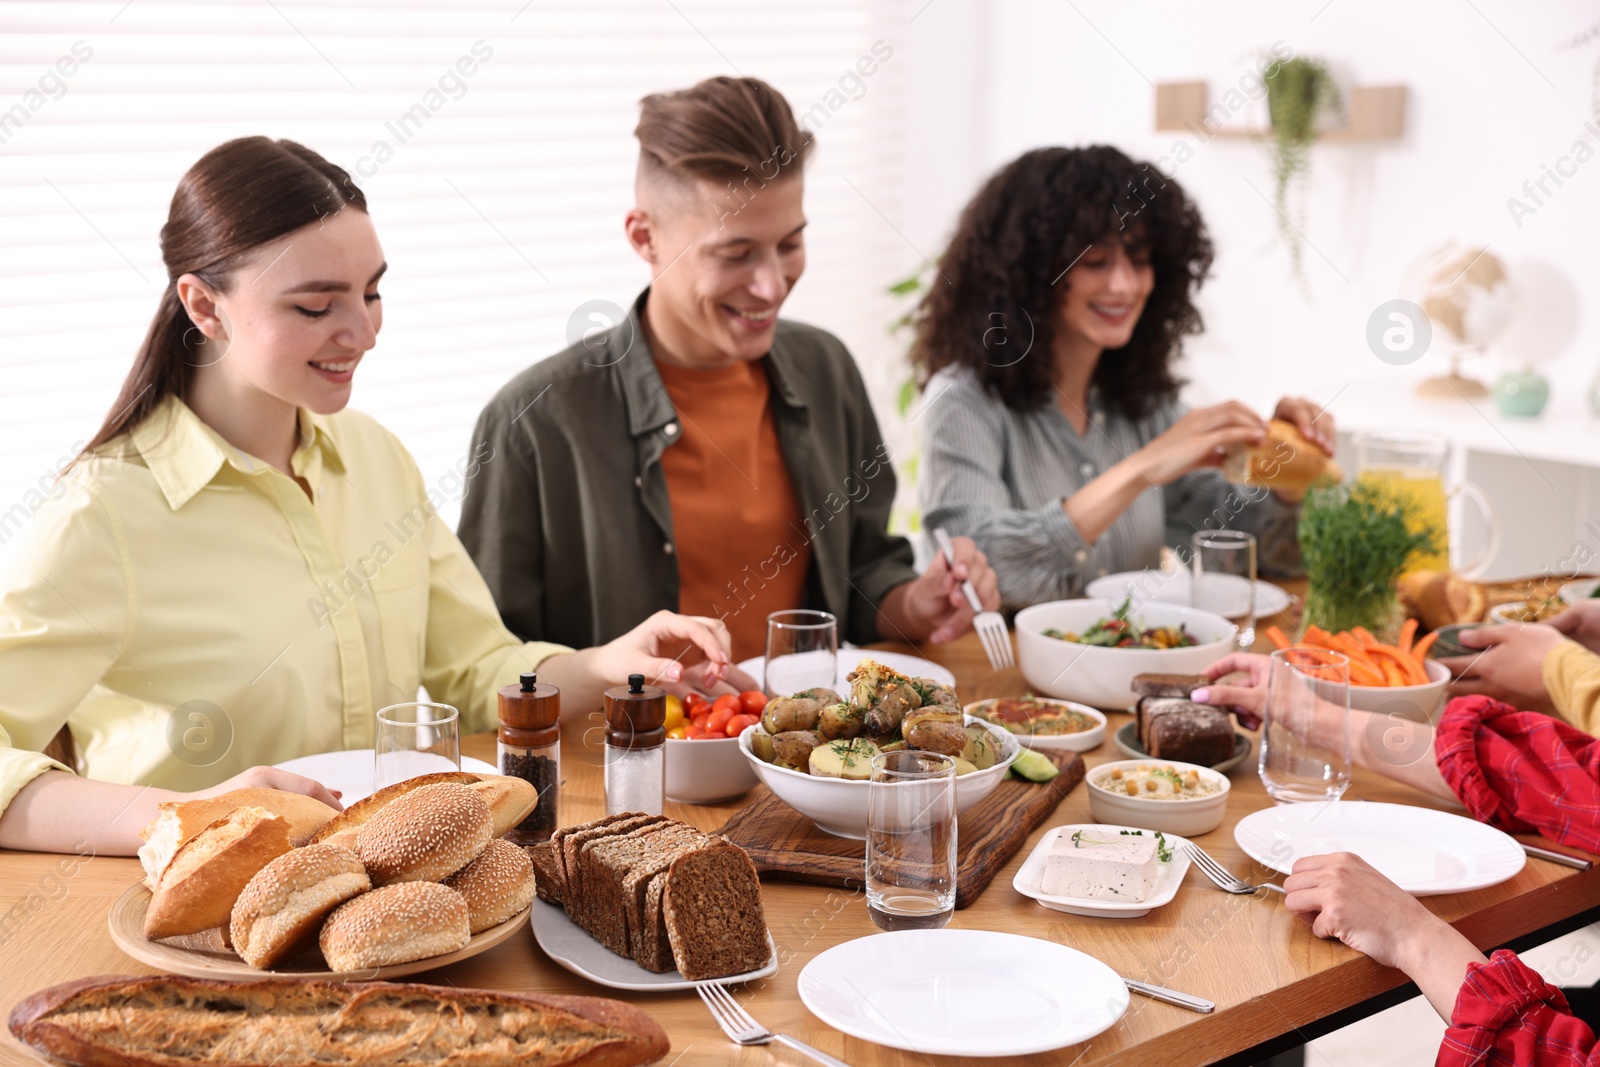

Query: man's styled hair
(635, 76), (813, 195)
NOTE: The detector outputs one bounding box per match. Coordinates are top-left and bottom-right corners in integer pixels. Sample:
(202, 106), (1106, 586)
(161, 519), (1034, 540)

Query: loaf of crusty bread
(305, 771), (481, 845)
(8, 975), (671, 1067)
(144, 807), (294, 940)
(138, 787), (338, 889)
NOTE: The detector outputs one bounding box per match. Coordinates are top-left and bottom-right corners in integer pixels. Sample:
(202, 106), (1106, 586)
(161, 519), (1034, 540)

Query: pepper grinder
(603, 673), (665, 816)
(497, 671), (561, 844)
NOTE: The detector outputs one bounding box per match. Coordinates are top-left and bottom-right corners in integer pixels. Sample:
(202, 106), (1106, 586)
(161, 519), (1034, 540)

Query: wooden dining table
(4, 608), (1600, 1066)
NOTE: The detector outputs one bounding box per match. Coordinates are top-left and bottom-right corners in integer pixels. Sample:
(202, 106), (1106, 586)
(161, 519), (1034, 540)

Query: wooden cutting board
(712, 750), (1084, 909)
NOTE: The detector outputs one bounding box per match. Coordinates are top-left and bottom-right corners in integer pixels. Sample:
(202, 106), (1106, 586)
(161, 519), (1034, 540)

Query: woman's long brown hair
(78, 137), (366, 459)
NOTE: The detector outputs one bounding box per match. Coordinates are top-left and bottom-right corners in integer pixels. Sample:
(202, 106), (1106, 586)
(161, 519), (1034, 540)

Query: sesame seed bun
(304, 771), (480, 845)
(355, 783), (493, 885)
(318, 882), (470, 972)
(444, 838), (536, 933)
(229, 844), (371, 969)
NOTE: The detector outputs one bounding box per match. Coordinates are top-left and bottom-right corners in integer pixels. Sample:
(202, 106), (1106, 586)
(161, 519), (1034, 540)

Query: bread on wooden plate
(144, 807), (294, 940)
(356, 782), (493, 885)
(543, 814), (771, 980)
(229, 843), (371, 968)
(305, 771), (481, 845)
(444, 838), (536, 933)
(8, 974), (671, 1066)
(319, 882), (471, 971)
(137, 787), (338, 889)
(467, 775), (539, 838)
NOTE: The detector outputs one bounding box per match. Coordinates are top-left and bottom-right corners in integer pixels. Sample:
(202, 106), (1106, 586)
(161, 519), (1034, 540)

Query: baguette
(8, 974), (671, 1067)
(144, 807), (294, 940)
(137, 787), (338, 889)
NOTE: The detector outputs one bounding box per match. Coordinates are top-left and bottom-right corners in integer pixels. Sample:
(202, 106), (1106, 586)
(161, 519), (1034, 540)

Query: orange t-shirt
(654, 357), (812, 662)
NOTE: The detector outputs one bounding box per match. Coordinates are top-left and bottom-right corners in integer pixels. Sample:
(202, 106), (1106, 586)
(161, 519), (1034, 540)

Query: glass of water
(763, 610), (838, 697)
(1259, 648), (1350, 803)
(375, 701), (461, 791)
(866, 750), (957, 931)
(1191, 530), (1257, 648)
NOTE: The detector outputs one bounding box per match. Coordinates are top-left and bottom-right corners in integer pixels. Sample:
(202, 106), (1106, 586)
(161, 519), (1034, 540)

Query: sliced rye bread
(638, 869), (679, 973)
(1145, 704), (1234, 765)
(555, 814), (661, 925)
(1130, 672), (1208, 699)
(550, 813), (643, 891)
(577, 822), (682, 958)
(613, 826), (713, 968)
(528, 841), (564, 906)
(661, 840), (772, 981)
(1136, 697), (1190, 748)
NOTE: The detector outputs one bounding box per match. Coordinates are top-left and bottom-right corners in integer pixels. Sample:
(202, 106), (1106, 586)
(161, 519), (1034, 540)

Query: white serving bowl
(737, 717), (1021, 839)
(1014, 599), (1238, 709)
(665, 733), (759, 804)
(1347, 658), (1450, 724)
(961, 698), (1106, 752)
(1086, 759), (1230, 836)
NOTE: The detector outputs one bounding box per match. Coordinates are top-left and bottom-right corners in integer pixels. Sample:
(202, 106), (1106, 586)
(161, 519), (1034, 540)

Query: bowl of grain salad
(1086, 759), (1230, 836)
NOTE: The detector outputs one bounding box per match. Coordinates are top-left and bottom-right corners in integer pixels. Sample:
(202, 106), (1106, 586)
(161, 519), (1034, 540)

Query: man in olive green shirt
(459, 76), (997, 659)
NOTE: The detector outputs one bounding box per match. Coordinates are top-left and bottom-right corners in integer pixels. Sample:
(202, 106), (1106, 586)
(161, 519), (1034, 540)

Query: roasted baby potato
(960, 724), (1001, 770)
(771, 730), (822, 772)
(761, 695), (826, 734)
(748, 726), (777, 763)
(918, 683), (959, 709)
(817, 701), (865, 742)
(951, 757), (978, 776)
(808, 737), (882, 780)
(904, 708), (966, 757)
(864, 682), (922, 736)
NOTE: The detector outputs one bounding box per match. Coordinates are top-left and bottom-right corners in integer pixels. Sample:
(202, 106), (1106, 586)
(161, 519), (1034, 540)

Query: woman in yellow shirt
(0, 137), (740, 856)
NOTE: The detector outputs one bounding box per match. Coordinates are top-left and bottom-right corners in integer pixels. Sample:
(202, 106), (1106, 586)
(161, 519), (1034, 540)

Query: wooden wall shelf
(1155, 80), (1406, 142)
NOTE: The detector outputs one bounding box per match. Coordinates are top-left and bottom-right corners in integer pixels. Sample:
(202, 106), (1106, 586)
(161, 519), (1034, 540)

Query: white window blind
(0, 0), (914, 571)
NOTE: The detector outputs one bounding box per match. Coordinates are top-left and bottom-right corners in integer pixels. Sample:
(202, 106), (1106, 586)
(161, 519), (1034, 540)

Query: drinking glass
(866, 750), (957, 931)
(763, 610), (838, 697)
(375, 701), (461, 791)
(1259, 648), (1350, 803)
(1191, 530), (1257, 649)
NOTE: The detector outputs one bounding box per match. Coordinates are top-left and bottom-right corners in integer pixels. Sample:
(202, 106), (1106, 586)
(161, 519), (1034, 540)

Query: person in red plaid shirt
(1200, 647), (1600, 1067)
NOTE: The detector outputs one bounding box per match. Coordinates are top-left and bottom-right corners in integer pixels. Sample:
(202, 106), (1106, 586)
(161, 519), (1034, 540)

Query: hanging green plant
(1263, 55), (1342, 279)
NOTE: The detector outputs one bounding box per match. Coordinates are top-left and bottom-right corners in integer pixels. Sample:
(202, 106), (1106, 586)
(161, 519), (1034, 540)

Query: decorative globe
(1416, 243), (1515, 348)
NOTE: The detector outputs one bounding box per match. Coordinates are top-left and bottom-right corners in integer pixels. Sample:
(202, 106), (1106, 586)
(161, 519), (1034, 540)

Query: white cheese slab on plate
(1041, 828), (1161, 902)
(1014, 823), (1191, 919)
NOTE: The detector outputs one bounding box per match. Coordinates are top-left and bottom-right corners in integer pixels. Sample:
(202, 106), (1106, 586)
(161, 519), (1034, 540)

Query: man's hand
(1438, 623), (1565, 712)
(1549, 599), (1600, 656)
(878, 536), (999, 644)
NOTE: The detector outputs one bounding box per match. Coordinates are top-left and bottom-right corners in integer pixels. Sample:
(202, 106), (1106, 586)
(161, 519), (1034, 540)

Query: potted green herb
(1263, 55), (1342, 280)
(1298, 482), (1440, 638)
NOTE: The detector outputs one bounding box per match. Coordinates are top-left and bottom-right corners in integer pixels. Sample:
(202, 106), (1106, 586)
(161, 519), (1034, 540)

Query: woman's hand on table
(189, 766), (343, 810)
(1284, 852), (1486, 1020)
(1438, 623), (1564, 713)
(1193, 652), (1269, 731)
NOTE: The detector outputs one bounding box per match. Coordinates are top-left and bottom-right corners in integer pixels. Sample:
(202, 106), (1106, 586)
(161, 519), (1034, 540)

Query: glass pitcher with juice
(1353, 430), (1498, 577)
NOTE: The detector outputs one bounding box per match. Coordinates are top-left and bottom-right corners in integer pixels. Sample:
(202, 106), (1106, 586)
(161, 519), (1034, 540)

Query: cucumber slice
(1010, 747), (1059, 782)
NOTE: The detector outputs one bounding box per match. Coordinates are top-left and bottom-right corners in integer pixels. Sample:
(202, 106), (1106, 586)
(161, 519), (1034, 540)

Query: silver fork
(931, 527), (1013, 670)
(697, 982), (852, 1067)
(1185, 843), (1286, 895)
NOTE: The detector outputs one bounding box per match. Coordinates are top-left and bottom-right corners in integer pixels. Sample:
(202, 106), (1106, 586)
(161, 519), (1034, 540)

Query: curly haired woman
(910, 146), (1334, 610)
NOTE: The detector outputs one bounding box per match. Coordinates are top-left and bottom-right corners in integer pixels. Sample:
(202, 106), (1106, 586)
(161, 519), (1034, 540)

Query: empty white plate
(528, 900), (778, 991)
(1087, 570), (1291, 619)
(797, 929), (1127, 1056)
(1013, 824), (1192, 919)
(272, 749), (497, 805)
(1233, 801), (1525, 896)
(736, 648), (956, 694)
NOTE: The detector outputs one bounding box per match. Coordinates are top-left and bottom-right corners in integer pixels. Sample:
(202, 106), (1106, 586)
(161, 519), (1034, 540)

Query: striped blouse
(918, 367), (1302, 612)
